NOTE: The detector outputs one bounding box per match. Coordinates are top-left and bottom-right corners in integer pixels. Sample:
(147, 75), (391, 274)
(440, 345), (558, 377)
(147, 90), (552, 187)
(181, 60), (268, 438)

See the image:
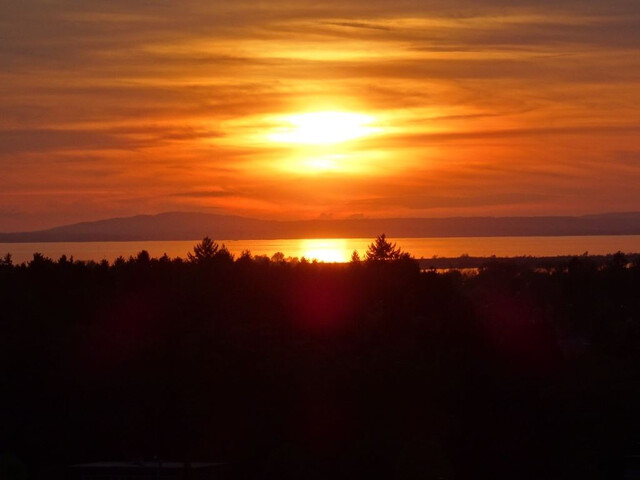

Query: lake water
(1, 235), (640, 264)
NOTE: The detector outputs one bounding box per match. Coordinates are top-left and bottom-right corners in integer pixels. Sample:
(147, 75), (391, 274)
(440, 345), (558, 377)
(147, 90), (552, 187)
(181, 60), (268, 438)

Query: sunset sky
(1, 0), (639, 231)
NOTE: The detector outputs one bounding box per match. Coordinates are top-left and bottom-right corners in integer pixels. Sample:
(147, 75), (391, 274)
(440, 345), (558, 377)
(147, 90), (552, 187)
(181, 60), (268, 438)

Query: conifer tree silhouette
(365, 234), (406, 261)
(187, 236), (219, 263)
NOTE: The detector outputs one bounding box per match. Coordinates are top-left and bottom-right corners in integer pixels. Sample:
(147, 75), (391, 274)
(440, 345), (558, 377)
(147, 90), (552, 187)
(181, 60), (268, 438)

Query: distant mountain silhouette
(2, 211), (640, 242)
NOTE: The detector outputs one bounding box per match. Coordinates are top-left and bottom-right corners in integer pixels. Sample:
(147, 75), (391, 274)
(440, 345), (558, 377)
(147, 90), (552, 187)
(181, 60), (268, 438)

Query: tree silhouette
(187, 236), (219, 263)
(271, 251), (286, 263)
(0, 253), (11, 267)
(136, 249), (151, 264)
(365, 234), (406, 261)
(29, 252), (53, 268)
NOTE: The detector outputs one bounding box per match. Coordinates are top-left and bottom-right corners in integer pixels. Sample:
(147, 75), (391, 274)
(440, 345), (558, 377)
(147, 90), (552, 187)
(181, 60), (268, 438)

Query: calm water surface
(1, 235), (640, 264)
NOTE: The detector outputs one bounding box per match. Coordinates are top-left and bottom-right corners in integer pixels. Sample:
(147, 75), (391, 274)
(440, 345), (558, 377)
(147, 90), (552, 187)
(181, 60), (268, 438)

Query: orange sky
(1, 0), (639, 231)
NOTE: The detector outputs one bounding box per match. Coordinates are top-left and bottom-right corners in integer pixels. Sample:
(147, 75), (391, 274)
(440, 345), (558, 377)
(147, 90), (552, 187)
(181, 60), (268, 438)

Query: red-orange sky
(1, 0), (639, 231)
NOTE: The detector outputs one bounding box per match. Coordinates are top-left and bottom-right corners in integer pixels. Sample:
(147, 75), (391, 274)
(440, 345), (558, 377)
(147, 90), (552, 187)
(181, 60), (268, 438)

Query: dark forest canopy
(1, 238), (640, 480)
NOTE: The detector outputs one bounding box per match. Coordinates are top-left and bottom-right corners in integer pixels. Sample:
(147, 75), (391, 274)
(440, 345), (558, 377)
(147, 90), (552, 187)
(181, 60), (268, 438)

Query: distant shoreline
(3, 232), (640, 244)
(416, 252), (640, 270)
(2, 211), (640, 243)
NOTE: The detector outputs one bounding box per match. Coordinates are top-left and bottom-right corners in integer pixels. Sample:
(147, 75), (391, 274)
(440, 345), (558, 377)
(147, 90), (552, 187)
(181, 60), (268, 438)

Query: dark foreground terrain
(1, 243), (639, 479)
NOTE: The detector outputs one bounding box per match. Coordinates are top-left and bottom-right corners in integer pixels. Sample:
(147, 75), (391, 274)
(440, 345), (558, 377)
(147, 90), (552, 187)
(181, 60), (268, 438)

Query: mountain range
(2, 211), (640, 242)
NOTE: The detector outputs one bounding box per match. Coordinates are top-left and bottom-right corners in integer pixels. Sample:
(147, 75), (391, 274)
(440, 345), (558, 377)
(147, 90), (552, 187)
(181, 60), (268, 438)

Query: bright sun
(268, 111), (379, 145)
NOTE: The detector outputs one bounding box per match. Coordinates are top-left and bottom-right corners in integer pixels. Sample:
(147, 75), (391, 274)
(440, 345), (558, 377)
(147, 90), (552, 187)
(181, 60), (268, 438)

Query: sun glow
(301, 154), (343, 171)
(268, 111), (379, 145)
(299, 238), (350, 262)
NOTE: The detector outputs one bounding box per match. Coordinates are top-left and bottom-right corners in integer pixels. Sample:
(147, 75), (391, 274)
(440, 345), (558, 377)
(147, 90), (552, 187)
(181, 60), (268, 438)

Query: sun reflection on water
(299, 238), (352, 262)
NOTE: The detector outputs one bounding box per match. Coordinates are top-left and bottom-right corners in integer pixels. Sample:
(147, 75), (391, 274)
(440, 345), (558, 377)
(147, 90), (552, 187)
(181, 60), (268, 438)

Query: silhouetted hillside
(1, 242), (640, 480)
(2, 211), (640, 241)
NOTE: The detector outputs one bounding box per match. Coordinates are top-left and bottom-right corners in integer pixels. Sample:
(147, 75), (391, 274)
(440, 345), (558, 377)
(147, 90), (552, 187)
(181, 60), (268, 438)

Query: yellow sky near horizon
(1, 1), (639, 231)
